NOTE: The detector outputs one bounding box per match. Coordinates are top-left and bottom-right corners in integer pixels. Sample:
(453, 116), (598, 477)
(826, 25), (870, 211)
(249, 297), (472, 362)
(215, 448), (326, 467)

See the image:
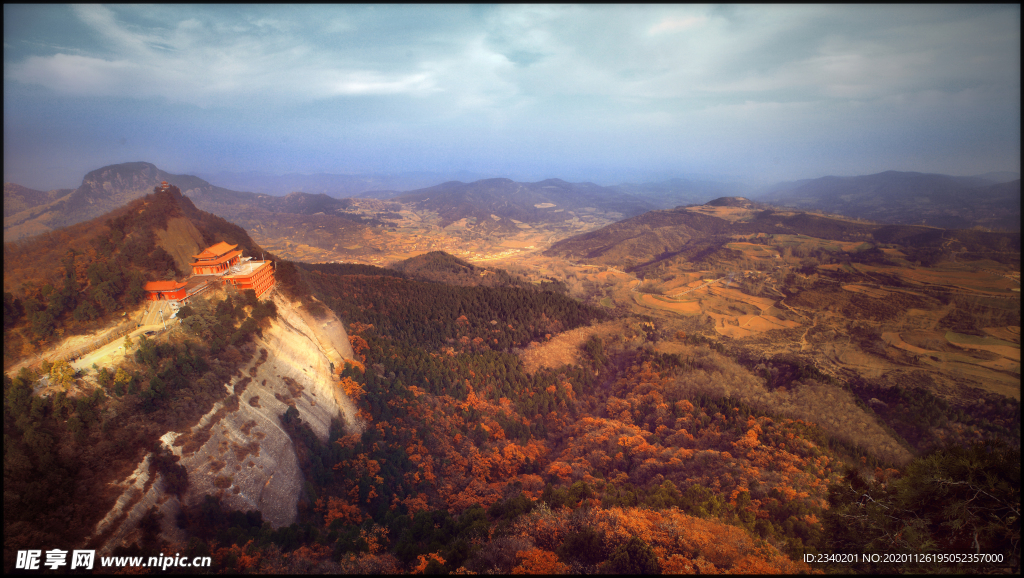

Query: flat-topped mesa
(705, 196), (753, 208)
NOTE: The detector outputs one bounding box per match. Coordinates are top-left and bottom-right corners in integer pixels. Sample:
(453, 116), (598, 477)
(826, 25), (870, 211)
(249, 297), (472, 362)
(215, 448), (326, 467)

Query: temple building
(144, 241), (276, 302)
(142, 280), (187, 301)
(191, 242), (243, 276)
(223, 259), (276, 299)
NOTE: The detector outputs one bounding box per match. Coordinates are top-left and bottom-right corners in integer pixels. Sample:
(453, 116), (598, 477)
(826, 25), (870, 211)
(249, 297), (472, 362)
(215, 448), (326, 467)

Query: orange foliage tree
(511, 548), (569, 574)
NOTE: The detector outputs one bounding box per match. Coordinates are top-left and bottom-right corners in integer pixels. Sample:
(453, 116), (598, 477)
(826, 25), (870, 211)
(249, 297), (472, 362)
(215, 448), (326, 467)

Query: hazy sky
(4, 4), (1020, 190)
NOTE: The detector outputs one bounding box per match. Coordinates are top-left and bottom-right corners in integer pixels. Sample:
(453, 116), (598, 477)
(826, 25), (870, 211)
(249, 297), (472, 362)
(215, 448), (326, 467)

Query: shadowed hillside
(547, 202), (1021, 271)
(394, 178), (656, 231)
(759, 171), (1020, 231)
(389, 251), (535, 288)
(3, 183), (75, 216)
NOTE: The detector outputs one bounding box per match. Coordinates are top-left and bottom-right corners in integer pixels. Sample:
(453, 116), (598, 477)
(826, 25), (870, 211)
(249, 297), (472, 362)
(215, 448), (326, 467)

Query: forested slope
(4, 195), (1019, 573)
(135, 262), (1015, 573)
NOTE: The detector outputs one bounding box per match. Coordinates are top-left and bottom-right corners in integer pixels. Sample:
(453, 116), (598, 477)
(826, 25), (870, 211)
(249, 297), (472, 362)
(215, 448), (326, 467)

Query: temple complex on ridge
(191, 241), (243, 275)
(143, 237), (276, 303)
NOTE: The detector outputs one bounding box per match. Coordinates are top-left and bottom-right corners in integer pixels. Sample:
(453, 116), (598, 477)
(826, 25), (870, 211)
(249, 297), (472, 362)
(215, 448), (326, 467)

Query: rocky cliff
(89, 292), (360, 554)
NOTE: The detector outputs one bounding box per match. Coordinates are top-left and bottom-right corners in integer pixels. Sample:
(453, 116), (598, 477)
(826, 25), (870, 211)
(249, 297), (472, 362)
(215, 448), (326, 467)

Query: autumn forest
(165, 262), (1016, 573)
(3, 184), (1020, 575)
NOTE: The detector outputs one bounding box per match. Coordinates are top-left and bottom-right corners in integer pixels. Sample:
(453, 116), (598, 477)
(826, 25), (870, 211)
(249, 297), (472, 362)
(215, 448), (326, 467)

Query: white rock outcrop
(93, 291), (359, 554)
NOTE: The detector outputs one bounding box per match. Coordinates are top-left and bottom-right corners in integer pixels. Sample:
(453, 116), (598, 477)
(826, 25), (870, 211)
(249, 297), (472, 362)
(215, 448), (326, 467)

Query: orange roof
(144, 280), (187, 292)
(193, 242), (239, 260)
(191, 249), (242, 267)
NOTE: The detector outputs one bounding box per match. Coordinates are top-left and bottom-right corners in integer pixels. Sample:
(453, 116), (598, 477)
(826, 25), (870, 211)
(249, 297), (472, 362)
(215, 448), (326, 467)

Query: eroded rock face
(267, 293), (359, 439)
(92, 292), (359, 554)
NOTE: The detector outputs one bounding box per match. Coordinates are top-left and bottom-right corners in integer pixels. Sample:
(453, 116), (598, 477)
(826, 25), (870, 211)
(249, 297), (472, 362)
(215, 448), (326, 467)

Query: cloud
(648, 15), (708, 35)
(70, 4), (151, 54)
(7, 6), (452, 106)
(3, 5), (1019, 186)
(328, 71), (436, 96)
(11, 5), (1014, 113)
(12, 54), (140, 96)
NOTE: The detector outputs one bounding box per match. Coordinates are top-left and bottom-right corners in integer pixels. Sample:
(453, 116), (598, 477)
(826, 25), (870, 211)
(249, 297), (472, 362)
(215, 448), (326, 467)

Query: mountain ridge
(755, 171), (1020, 231)
(393, 177), (657, 232)
(3, 162), (236, 242)
(194, 169), (494, 198)
(546, 198), (1021, 272)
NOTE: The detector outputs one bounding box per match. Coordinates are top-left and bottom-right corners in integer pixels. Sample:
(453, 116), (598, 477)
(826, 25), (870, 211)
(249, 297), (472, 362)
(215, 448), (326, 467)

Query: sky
(3, 4), (1020, 191)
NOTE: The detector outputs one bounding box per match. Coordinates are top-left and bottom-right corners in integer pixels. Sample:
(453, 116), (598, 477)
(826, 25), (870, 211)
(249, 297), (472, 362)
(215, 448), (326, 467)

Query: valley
(3, 170), (1019, 575)
(246, 195), (1019, 410)
(248, 197), (623, 267)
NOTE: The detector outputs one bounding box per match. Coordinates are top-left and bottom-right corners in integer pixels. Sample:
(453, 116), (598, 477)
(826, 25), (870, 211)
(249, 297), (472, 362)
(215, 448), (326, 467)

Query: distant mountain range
(3, 163), (663, 243)
(393, 178), (657, 233)
(5, 163), (1020, 244)
(4, 162), (197, 241)
(754, 171), (1020, 231)
(194, 170), (495, 199)
(2, 162), (367, 243)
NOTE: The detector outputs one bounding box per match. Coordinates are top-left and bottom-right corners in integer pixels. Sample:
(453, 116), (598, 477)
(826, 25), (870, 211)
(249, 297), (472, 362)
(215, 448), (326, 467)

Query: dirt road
(71, 323), (171, 374)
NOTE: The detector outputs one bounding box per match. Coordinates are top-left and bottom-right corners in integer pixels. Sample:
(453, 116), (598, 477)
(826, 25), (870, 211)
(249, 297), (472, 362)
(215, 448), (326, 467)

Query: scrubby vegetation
(824, 441), (1020, 573)
(2, 289), (276, 567)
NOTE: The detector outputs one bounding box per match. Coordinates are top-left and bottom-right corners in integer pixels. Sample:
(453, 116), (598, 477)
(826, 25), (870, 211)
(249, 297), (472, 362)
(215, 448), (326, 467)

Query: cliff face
(90, 292), (359, 554)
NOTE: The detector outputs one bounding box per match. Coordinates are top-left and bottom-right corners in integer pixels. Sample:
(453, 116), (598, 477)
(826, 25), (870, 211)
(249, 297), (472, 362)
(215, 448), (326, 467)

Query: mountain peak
(82, 161), (160, 181)
(4, 162), (225, 243)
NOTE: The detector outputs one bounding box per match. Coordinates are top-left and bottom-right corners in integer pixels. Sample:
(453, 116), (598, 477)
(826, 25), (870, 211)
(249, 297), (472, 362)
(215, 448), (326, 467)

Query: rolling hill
(393, 177), (657, 233)
(388, 250), (537, 288)
(609, 177), (752, 209)
(546, 197), (1021, 272)
(757, 171), (1021, 231)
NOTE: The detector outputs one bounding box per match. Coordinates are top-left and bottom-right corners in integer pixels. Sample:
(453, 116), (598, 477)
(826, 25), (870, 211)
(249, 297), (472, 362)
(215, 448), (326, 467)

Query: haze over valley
(4, 5), (1020, 575)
